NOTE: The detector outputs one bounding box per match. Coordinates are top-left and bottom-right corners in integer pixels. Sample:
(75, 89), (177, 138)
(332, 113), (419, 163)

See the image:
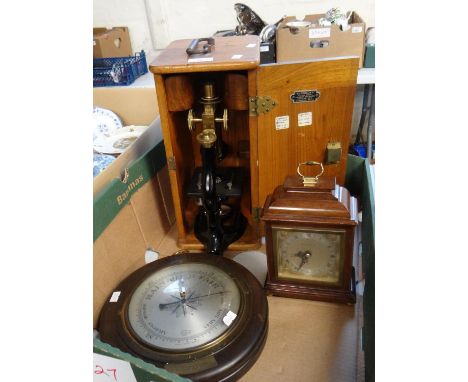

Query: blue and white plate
(93, 107), (123, 141)
(93, 153), (116, 177)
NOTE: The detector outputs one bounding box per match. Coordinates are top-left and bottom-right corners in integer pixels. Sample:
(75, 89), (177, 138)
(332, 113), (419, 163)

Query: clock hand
(296, 251), (312, 271)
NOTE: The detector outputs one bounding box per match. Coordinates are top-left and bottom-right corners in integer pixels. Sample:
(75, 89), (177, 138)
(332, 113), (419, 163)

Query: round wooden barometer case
(99, 252), (268, 382)
(261, 162), (358, 304)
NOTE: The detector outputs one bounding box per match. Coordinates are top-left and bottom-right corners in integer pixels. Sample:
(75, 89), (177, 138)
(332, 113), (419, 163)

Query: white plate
(93, 107), (123, 141)
(286, 20), (311, 28)
(93, 125), (148, 154)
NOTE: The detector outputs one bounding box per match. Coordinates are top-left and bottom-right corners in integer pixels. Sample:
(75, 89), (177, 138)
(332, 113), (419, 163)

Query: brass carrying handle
(297, 161), (324, 185)
(186, 37), (215, 56)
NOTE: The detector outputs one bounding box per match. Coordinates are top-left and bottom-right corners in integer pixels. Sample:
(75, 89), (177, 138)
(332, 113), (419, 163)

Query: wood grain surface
(255, 57), (359, 208)
(149, 36), (260, 74)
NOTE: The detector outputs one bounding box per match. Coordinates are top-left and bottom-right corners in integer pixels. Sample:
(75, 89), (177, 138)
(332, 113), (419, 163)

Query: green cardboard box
(364, 44), (375, 68)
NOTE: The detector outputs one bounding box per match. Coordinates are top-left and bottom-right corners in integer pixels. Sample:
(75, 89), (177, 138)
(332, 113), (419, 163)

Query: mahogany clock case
(261, 175), (357, 304)
(98, 253), (268, 382)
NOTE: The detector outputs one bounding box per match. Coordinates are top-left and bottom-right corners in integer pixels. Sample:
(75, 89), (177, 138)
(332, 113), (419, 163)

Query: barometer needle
(171, 303), (180, 314)
(159, 291), (227, 310)
(189, 291), (227, 300)
(159, 291), (195, 310)
(160, 301), (183, 309)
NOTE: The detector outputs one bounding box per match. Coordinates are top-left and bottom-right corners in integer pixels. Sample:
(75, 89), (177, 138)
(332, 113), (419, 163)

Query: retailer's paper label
(309, 28), (331, 39)
(93, 40), (96, 46)
(223, 311), (237, 326)
(94, 353), (137, 382)
(246, 43), (256, 48)
(275, 116), (290, 130)
(260, 45), (269, 52)
(352, 26), (363, 33)
(298, 112), (312, 127)
(109, 291), (121, 302)
(188, 57), (213, 63)
(231, 54), (243, 59)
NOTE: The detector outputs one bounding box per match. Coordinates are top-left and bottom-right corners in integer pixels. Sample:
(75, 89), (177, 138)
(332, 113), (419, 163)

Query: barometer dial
(127, 263), (241, 350)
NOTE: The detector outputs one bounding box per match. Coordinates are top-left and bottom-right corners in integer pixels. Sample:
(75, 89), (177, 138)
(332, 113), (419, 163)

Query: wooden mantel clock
(261, 161), (358, 304)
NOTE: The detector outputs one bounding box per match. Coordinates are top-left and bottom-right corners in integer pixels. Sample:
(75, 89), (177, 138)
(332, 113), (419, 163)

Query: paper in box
(276, 12), (366, 67)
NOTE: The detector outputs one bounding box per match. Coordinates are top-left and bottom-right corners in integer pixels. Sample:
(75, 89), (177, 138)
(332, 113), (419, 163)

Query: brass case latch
(325, 142), (342, 164)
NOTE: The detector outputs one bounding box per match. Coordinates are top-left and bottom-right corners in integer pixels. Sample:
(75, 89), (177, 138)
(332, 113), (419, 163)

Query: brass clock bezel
(272, 225), (347, 287)
(122, 262), (246, 358)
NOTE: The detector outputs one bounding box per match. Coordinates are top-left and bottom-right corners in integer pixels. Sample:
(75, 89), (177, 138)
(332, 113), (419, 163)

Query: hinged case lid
(149, 36), (260, 74)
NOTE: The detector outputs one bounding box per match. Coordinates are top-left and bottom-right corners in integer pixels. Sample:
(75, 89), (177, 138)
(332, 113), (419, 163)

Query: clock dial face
(127, 263), (241, 350)
(273, 227), (345, 285)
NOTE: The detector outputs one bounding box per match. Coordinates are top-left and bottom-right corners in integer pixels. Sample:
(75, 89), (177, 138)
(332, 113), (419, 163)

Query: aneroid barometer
(99, 252), (268, 381)
(261, 161), (358, 304)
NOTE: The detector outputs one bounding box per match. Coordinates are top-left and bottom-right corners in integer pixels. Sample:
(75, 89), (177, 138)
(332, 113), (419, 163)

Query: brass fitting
(187, 82), (228, 147)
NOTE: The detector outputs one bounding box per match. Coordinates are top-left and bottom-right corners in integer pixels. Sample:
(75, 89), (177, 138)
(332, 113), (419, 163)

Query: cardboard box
(93, 153), (374, 381)
(93, 85), (175, 322)
(93, 84), (179, 381)
(94, 157), (176, 310)
(93, 122), (180, 380)
(93, 27), (133, 58)
(276, 12), (366, 67)
(93, 86), (160, 196)
(93, 86), (159, 133)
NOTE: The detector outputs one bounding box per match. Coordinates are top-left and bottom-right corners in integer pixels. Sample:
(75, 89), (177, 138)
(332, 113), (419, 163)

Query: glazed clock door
(255, 57), (359, 208)
(273, 226), (346, 286)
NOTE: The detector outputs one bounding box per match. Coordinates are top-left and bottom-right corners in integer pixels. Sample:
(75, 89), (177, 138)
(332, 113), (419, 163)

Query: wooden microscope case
(149, 35), (359, 250)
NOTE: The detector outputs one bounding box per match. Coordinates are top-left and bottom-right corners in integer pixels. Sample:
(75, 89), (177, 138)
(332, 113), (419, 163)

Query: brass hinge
(252, 206), (263, 221)
(167, 156), (176, 171)
(249, 96), (278, 116)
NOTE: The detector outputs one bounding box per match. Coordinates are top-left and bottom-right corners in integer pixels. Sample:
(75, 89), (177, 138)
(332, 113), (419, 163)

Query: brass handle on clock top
(297, 161), (324, 185)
